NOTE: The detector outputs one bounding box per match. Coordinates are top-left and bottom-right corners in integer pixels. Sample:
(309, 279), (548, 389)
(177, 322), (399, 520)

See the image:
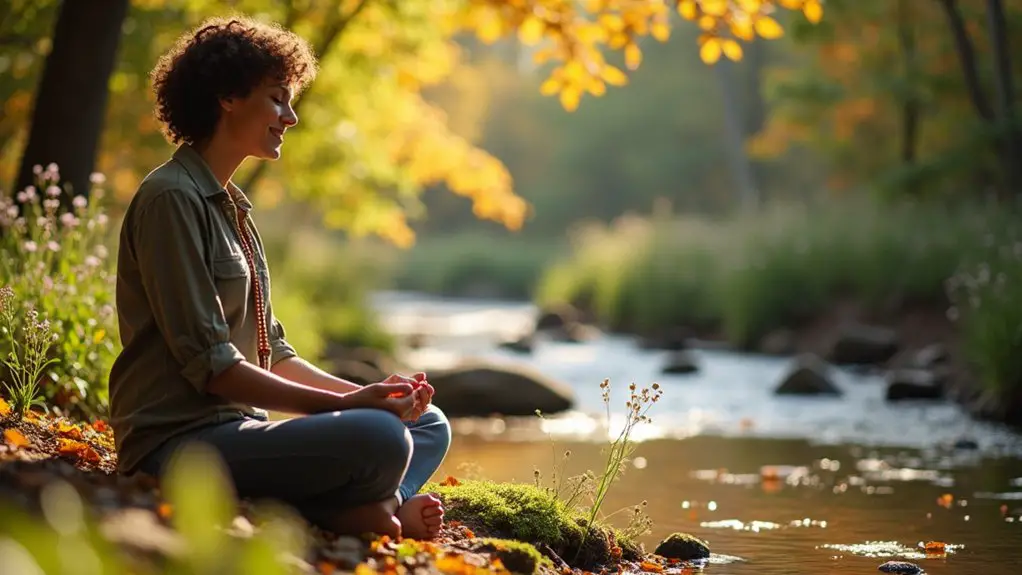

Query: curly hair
(150, 15), (318, 145)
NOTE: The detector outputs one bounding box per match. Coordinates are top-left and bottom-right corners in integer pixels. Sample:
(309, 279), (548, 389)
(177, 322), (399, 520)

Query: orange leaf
(924, 541), (947, 553)
(157, 502), (173, 519)
(0, 397), (10, 418)
(91, 420), (109, 433)
(440, 475), (461, 487)
(463, 527), (475, 538)
(640, 561), (663, 573)
(3, 428), (30, 448)
(318, 561), (336, 575)
(55, 421), (84, 440)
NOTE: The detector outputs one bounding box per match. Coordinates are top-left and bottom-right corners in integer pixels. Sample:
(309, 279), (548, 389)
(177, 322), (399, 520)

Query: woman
(108, 16), (449, 540)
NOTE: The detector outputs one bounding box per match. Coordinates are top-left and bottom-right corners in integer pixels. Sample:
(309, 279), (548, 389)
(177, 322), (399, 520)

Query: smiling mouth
(269, 127), (285, 141)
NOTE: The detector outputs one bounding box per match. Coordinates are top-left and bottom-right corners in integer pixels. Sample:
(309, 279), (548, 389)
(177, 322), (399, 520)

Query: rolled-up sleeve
(266, 298), (298, 367)
(132, 189), (245, 391)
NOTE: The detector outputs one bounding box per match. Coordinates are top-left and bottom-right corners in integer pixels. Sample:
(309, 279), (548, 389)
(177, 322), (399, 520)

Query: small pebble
(878, 560), (922, 574)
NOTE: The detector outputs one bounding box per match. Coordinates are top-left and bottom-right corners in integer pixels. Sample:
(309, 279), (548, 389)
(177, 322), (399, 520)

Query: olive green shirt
(109, 144), (297, 474)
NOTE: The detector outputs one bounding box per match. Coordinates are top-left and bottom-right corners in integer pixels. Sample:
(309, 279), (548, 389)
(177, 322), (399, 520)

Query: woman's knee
(413, 404), (452, 451)
(355, 409), (414, 470)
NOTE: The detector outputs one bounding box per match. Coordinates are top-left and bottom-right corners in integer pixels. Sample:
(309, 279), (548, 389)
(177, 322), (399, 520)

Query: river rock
(535, 304), (580, 332)
(911, 343), (949, 368)
(330, 359), (387, 386)
(653, 532), (710, 560)
(827, 323), (899, 365)
(661, 350), (700, 375)
(427, 362), (575, 417)
(877, 561), (922, 574)
(549, 322), (601, 343)
(774, 354), (842, 396)
(498, 333), (534, 354)
(885, 369), (944, 401)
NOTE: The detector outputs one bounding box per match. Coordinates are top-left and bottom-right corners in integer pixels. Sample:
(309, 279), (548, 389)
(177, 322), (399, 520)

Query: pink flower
(32, 164), (43, 175)
(72, 196), (87, 209)
(89, 172), (106, 185)
(43, 198), (60, 211)
(85, 256), (101, 267)
(97, 214), (109, 226)
(23, 241), (37, 252)
(46, 185), (61, 197)
(47, 241), (60, 252)
(60, 212), (79, 227)
(95, 245), (108, 259)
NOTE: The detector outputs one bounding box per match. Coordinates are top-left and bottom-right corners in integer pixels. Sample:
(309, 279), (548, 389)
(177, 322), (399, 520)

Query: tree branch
(936, 0), (995, 122)
(240, 0), (373, 193)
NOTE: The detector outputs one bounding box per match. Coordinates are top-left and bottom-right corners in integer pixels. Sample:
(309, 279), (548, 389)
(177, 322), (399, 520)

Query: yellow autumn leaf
(560, 86), (581, 112)
(588, 79), (606, 96)
(737, 0), (762, 12)
(0, 396), (10, 418)
(600, 65), (628, 86)
(651, 20), (670, 41)
(701, 0), (728, 17)
(700, 38), (722, 64)
(624, 43), (642, 70)
(678, 0), (698, 20)
(730, 18), (755, 41)
(532, 47), (555, 65)
(778, 0), (804, 8)
(722, 39), (743, 61)
(803, 0), (824, 23)
(518, 15), (545, 46)
(698, 15), (717, 31)
(754, 16), (784, 39)
(476, 14), (503, 44)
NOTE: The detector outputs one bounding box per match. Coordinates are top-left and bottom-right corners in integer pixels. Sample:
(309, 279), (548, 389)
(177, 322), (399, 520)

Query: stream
(371, 291), (1022, 574)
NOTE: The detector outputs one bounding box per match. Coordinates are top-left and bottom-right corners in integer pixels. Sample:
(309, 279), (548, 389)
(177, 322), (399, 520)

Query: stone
(329, 359), (386, 387)
(535, 304), (579, 332)
(428, 362), (575, 417)
(653, 532), (710, 561)
(885, 370), (944, 401)
(911, 343), (948, 368)
(828, 323), (899, 365)
(661, 350), (700, 375)
(878, 560), (922, 574)
(498, 334), (534, 354)
(548, 322), (601, 344)
(774, 354), (842, 396)
(638, 327), (693, 351)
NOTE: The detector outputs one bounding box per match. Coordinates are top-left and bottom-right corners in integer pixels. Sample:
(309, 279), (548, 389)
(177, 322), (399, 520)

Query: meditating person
(107, 16), (450, 540)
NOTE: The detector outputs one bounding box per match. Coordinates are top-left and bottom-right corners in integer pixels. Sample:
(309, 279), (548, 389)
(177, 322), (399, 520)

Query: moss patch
(426, 479), (641, 570)
(464, 538), (553, 574)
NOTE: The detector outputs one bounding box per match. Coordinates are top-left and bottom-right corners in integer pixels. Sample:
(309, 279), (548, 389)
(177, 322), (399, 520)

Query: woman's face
(219, 78), (298, 160)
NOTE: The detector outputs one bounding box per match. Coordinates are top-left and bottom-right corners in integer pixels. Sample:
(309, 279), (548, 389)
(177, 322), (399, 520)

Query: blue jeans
(138, 405), (451, 523)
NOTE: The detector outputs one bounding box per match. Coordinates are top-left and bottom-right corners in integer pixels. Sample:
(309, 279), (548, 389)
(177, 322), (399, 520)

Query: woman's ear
(219, 96), (235, 112)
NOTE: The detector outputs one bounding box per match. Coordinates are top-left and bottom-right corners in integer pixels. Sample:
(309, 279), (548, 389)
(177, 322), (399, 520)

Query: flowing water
(371, 291), (1022, 574)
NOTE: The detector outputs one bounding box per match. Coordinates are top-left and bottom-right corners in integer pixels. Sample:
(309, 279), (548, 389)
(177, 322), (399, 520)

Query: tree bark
(986, 0), (1021, 193)
(897, 0), (920, 168)
(14, 0), (129, 201)
(714, 58), (759, 212)
(936, 0), (994, 122)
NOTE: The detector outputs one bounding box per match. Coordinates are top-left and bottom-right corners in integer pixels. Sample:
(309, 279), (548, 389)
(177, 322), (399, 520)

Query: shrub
(0, 165), (118, 418)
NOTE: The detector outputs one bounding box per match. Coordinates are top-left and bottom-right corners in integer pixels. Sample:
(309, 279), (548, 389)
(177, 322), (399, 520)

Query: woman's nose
(282, 106), (298, 127)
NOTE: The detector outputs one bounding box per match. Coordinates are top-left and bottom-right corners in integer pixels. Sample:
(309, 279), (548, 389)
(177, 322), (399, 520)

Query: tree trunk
(715, 58), (759, 212)
(936, 0), (994, 122)
(897, 0), (920, 168)
(14, 0), (129, 201)
(986, 0), (1021, 194)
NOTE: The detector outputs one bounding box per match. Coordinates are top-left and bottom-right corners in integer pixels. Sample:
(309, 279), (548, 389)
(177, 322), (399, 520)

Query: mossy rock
(653, 533), (710, 560)
(426, 479), (641, 570)
(465, 538), (553, 574)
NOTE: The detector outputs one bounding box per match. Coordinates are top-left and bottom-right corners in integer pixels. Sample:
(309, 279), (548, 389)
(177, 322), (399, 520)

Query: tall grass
(537, 199), (1006, 348)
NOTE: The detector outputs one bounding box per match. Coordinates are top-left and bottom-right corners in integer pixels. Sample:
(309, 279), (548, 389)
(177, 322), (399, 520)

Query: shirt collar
(172, 143), (254, 211)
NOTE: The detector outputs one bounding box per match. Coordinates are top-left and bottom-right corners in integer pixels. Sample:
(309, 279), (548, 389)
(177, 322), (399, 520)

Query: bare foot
(396, 493), (444, 540)
(314, 499), (402, 540)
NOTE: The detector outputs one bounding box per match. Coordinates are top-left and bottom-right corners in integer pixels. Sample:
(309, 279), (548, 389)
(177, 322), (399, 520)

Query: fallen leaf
(54, 421), (83, 440)
(0, 397), (10, 418)
(924, 541), (947, 553)
(440, 476), (461, 487)
(91, 420), (109, 433)
(937, 494), (954, 509)
(157, 502), (173, 519)
(640, 561), (664, 573)
(3, 428), (30, 448)
(318, 561), (336, 575)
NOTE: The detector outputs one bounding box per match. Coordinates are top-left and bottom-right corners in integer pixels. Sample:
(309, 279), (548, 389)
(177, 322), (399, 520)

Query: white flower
(89, 172), (106, 185)
(46, 185), (61, 197)
(47, 241), (60, 252)
(23, 241), (37, 252)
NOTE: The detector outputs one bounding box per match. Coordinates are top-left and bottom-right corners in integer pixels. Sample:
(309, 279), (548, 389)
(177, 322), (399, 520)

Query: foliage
(0, 442), (310, 575)
(947, 227), (1022, 405)
(537, 199), (1004, 347)
(1, 0), (823, 247)
(0, 165), (118, 418)
(0, 287), (56, 417)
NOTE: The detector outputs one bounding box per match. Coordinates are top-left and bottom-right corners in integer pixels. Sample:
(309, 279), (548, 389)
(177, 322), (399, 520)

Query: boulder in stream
(653, 532), (710, 560)
(661, 350), (700, 375)
(827, 323), (899, 365)
(428, 361), (575, 417)
(878, 560), (922, 574)
(885, 369), (945, 401)
(774, 354), (842, 396)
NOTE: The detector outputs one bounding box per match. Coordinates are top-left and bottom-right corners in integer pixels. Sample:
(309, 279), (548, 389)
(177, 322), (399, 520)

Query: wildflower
(43, 198), (60, 211)
(23, 241), (37, 253)
(46, 185), (61, 197)
(32, 164), (43, 175)
(0, 286), (13, 311)
(47, 241), (60, 253)
(96, 214), (108, 226)
(85, 256), (100, 268)
(95, 245), (108, 259)
(6, 206), (17, 219)
(72, 196), (87, 209)
(89, 172), (106, 185)
(17, 187), (37, 203)
(60, 213), (79, 228)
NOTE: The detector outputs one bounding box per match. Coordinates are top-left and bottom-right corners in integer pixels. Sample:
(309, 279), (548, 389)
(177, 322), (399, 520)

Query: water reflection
(433, 435), (1022, 574)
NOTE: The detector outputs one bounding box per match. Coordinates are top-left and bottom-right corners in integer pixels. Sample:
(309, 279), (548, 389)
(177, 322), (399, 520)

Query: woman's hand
(380, 372), (435, 421)
(341, 382), (417, 419)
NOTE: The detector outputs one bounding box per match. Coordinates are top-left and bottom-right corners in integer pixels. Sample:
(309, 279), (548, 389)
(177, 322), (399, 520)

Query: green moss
(469, 538), (553, 574)
(426, 479), (641, 570)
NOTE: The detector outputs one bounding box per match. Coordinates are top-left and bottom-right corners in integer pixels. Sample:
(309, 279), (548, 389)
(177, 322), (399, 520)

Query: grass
(536, 199), (1005, 347)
